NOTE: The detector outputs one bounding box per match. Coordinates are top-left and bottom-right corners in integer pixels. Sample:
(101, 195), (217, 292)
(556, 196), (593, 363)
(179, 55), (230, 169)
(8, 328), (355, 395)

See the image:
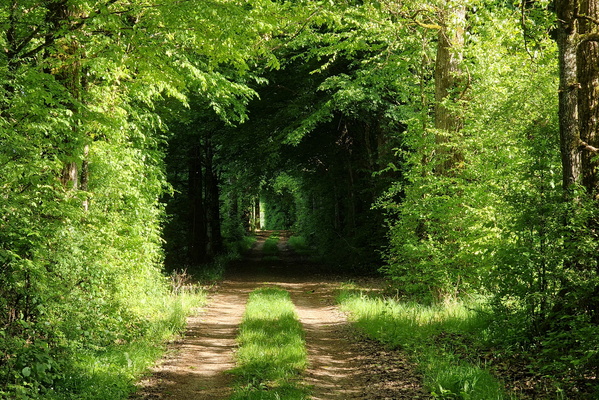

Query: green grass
(262, 233), (281, 258)
(287, 235), (313, 255)
(230, 287), (310, 400)
(338, 284), (512, 400)
(191, 235), (257, 282)
(47, 279), (207, 400)
(226, 235), (258, 257)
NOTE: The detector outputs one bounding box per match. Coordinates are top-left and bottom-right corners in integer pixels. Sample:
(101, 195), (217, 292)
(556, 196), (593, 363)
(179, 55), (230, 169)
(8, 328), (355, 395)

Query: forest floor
(131, 230), (430, 400)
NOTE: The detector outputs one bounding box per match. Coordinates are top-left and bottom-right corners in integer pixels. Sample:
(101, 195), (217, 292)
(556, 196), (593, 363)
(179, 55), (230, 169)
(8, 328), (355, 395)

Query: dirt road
(132, 231), (428, 399)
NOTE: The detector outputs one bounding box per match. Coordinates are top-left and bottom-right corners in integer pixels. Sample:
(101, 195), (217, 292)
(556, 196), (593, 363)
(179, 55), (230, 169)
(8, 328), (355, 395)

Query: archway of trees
(1, 0), (599, 397)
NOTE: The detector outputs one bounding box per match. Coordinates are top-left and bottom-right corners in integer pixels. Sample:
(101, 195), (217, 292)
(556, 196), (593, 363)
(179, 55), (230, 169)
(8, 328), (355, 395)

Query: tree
(556, 0), (582, 189)
(434, 0), (467, 174)
(0, 0), (286, 396)
(577, 0), (599, 194)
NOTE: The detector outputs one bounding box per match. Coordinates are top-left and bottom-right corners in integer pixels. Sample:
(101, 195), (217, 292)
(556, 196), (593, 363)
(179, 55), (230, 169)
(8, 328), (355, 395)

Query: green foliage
(338, 285), (489, 348)
(287, 235), (313, 256)
(230, 287), (309, 400)
(2, 0), (598, 396)
(225, 235), (258, 259)
(262, 232), (281, 258)
(0, 0), (288, 397)
(380, 3), (559, 301)
(425, 358), (506, 400)
(261, 189), (296, 230)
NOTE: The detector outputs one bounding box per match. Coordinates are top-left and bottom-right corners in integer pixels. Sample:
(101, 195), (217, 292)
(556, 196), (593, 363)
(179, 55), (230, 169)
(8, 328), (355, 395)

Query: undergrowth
(338, 284), (513, 400)
(230, 286), (309, 400)
(262, 232), (281, 260)
(227, 235), (257, 258)
(178, 235), (256, 283)
(17, 271), (207, 400)
(287, 235), (313, 255)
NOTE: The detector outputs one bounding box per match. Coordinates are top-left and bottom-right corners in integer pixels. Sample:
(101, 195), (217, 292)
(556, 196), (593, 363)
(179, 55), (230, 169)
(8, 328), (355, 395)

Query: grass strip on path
(230, 287), (310, 400)
(338, 284), (514, 399)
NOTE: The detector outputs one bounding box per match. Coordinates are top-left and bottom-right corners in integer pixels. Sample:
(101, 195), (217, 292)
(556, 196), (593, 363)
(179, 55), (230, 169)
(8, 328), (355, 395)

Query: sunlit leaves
(0, 0), (291, 396)
(381, 1), (560, 303)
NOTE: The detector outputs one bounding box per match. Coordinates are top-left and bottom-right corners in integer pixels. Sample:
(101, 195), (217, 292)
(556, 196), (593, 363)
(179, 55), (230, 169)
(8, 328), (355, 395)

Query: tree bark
(577, 0), (599, 195)
(434, 1), (466, 174)
(80, 145), (90, 211)
(556, 0), (582, 190)
(46, 1), (86, 191)
(254, 196), (261, 230)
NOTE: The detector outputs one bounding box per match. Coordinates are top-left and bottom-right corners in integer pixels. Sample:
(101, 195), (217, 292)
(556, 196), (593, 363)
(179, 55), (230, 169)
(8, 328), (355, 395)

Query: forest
(1, 0), (598, 398)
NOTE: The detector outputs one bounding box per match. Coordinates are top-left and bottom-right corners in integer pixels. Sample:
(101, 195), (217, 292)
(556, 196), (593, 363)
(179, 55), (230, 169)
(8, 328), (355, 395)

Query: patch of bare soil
(132, 231), (429, 399)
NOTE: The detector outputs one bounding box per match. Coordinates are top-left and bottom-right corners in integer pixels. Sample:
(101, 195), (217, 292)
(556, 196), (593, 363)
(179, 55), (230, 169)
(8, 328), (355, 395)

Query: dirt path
(132, 231), (428, 399)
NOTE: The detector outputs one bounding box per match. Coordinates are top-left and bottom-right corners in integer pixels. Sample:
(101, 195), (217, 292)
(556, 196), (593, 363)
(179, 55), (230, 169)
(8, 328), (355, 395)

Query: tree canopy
(1, 0), (599, 397)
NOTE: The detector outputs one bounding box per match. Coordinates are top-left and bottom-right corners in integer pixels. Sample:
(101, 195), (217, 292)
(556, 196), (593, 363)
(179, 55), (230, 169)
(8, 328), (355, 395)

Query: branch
(11, 26), (44, 58)
(18, 0), (122, 60)
(386, 5), (442, 30)
(579, 32), (599, 45)
(408, 9), (441, 30)
(576, 13), (599, 26)
(71, 0), (121, 31)
(19, 38), (54, 60)
(579, 139), (599, 153)
(520, 0), (535, 62)
(457, 64), (471, 101)
(413, 20), (442, 30)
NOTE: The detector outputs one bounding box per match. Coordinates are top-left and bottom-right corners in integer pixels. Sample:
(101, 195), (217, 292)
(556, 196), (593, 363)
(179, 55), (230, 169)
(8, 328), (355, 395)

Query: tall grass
(230, 287), (309, 400)
(48, 272), (207, 400)
(338, 285), (512, 399)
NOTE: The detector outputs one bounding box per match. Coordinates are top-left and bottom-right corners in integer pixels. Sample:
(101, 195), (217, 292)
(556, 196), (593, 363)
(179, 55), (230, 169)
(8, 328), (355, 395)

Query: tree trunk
(553, 0), (599, 322)
(188, 144), (207, 265)
(204, 135), (223, 256)
(556, 0), (582, 190)
(80, 145), (90, 211)
(254, 197), (261, 230)
(434, 1), (466, 175)
(577, 0), (599, 195)
(46, 1), (87, 191)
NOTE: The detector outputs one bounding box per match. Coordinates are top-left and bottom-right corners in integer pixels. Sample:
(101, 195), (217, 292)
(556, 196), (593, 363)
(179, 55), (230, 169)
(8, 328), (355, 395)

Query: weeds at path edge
(337, 284), (514, 400)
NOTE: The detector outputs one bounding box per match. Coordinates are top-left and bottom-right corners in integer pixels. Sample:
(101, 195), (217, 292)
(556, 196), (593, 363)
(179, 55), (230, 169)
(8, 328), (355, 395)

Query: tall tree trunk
(204, 134), (223, 256)
(434, 1), (466, 175)
(188, 144), (207, 265)
(227, 177), (240, 238)
(551, 0), (599, 326)
(254, 197), (261, 230)
(346, 154), (356, 235)
(577, 0), (599, 195)
(80, 145), (90, 211)
(556, 0), (582, 190)
(46, 1), (87, 191)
